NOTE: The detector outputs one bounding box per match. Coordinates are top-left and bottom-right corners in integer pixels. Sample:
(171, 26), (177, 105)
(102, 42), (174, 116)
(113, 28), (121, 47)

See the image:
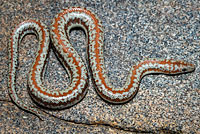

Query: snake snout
(182, 63), (195, 73)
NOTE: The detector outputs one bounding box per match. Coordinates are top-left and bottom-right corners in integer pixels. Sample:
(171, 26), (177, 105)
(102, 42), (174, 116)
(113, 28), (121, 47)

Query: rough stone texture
(0, 0), (199, 133)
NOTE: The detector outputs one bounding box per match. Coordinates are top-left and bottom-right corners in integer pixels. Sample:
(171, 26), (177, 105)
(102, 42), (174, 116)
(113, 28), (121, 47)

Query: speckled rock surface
(0, 0), (199, 133)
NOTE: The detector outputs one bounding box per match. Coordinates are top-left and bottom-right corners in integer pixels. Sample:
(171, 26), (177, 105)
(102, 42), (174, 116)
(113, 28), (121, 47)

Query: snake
(8, 7), (195, 119)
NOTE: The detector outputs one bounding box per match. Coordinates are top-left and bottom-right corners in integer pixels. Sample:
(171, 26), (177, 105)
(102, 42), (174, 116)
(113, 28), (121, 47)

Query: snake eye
(182, 68), (187, 72)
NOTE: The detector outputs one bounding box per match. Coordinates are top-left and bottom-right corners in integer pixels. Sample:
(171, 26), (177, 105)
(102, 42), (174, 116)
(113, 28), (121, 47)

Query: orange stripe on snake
(8, 7), (195, 119)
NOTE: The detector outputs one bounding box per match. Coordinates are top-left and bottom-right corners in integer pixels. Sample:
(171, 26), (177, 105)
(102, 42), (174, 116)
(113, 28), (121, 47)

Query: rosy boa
(8, 7), (195, 119)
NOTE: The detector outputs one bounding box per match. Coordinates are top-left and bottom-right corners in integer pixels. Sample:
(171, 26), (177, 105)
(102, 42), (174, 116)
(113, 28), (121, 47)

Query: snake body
(8, 7), (195, 118)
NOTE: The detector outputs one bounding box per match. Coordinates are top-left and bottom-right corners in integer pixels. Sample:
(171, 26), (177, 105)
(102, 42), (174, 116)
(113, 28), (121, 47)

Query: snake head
(181, 63), (195, 73)
(170, 60), (195, 74)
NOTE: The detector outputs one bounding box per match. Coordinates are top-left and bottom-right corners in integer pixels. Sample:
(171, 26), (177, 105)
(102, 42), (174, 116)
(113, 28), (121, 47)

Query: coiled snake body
(8, 7), (195, 119)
